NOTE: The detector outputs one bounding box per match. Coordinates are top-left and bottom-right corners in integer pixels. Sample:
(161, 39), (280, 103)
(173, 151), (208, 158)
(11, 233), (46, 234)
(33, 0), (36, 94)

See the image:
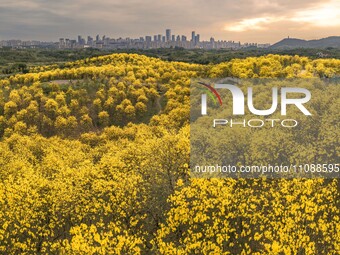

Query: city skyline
(2, 28), (270, 50)
(0, 0), (339, 43)
(1, 28), (261, 44)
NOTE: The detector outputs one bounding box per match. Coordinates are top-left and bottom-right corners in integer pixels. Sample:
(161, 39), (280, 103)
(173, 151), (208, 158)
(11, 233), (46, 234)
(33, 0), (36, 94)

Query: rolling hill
(271, 36), (340, 49)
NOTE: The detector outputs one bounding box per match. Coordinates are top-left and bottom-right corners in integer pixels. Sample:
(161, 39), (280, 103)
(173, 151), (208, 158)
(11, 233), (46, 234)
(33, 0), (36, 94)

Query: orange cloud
(224, 0), (340, 32)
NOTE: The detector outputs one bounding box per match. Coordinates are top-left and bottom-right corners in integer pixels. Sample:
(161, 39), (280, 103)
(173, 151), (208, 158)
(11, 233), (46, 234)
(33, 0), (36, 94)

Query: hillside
(271, 36), (340, 49)
(0, 54), (339, 254)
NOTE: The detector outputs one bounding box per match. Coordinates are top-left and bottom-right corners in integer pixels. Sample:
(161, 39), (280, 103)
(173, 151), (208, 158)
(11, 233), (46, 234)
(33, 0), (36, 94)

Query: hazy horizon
(1, 0), (339, 44)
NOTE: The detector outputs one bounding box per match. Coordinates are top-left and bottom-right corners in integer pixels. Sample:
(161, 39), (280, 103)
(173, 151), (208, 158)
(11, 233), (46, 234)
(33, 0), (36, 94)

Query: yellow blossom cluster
(0, 53), (339, 254)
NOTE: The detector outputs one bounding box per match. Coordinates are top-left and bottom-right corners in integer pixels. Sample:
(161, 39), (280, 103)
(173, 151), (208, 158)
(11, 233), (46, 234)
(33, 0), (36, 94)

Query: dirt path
(155, 96), (162, 114)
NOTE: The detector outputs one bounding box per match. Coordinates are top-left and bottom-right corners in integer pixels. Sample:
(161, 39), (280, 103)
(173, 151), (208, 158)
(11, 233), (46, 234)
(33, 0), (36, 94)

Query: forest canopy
(0, 53), (339, 254)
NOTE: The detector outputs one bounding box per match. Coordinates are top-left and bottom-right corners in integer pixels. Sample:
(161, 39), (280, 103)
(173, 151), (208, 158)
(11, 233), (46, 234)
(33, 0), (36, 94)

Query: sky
(0, 0), (339, 43)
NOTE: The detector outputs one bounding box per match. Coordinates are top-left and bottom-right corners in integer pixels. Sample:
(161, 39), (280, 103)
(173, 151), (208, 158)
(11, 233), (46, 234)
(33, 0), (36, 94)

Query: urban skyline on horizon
(1, 28), (272, 50)
(2, 28), (269, 44)
(1, 29), (338, 45)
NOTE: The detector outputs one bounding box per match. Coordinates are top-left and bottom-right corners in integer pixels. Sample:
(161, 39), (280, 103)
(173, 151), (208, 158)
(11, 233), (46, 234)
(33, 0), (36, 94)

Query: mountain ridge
(270, 36), (340, 49)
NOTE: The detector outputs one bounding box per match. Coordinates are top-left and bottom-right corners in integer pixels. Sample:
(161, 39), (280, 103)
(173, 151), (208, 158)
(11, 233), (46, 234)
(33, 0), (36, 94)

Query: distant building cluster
(0, 40), (57, 48)
(60, 29), (270, 50)
(1, 29), (271, 50)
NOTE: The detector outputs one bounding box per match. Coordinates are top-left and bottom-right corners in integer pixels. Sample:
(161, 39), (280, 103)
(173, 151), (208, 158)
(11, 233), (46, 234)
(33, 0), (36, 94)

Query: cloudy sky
(0, 0), (339, 43)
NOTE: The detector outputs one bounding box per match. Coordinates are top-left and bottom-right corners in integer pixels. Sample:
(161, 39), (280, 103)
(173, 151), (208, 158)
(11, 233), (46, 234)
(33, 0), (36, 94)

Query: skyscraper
(166, 29), (171, 42)
(191, 31), (196, 43)
(87, 36), (93, 45)
(77, 35), (85, 45)
(59, 38), (65, 48)
(196, 34), (200, 43)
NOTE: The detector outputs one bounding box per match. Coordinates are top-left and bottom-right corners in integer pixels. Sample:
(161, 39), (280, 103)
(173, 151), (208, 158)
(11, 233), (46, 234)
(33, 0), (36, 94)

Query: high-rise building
(87, 36), (93, 45)
(181, 35), (187, 42)
(77, 35), (85, 45)
(191, 31), (196, 43)
(59, 38), (65, 48)
(162, 36), (166, 42)
(154, 35), (158, 42)
(96, 35), (100, 42)
(171, 35), (175, 41)
(166, 29), (171, 42)
(157, 34), (162, 42)
(176, 35), (180, 42)
(196, 34), (200, 43)
(145, 36), (152, 42)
